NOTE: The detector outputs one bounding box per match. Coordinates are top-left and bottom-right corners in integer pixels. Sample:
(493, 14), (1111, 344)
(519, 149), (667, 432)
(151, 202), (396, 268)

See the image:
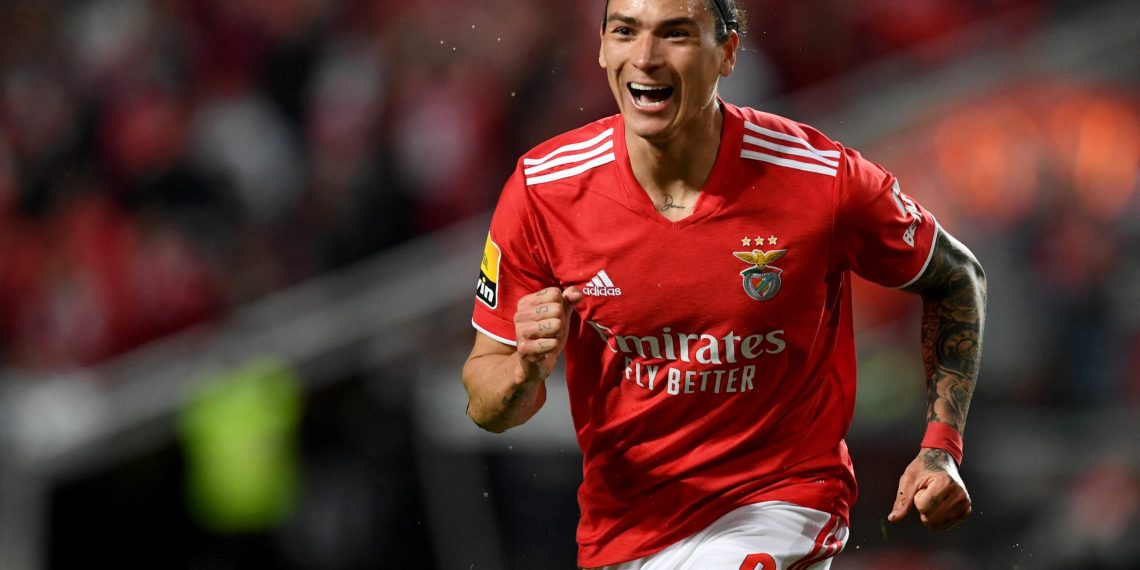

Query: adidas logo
(582, 270), (622, 297)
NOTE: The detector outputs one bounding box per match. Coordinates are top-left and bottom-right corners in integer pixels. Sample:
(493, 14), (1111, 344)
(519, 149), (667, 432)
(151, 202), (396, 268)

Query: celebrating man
(463, 1), (986, 567)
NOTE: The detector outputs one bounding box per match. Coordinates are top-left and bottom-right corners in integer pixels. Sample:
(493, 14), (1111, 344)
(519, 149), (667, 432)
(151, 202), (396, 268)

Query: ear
(598, 28), (607, 69)
(719, 30), (740, 77)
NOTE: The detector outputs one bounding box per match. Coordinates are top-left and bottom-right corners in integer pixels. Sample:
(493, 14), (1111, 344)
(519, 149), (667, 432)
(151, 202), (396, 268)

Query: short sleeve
(833, 146), (939, 288)
(471, 166), (555, 345)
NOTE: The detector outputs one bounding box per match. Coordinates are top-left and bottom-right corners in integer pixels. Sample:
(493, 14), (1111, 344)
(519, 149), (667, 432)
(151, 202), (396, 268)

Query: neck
(625, 99), (724, 197)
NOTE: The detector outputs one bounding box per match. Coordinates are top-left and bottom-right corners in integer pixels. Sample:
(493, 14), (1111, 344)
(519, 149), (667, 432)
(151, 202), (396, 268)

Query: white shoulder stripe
(523, 129), (614, 166)
(743, 135), (840, 168)
(741, 150), (838, 177)
(526, 153), (615, 185)
(895, 219), (942, 290)
(523, 139), (614, 176)
(744, 121), (840, 159)
(472, 319), (517, 346)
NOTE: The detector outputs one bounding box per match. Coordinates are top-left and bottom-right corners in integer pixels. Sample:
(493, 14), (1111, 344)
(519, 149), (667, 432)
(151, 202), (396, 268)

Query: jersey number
(890, 180), (922, 247)
(740, 553), (776, 570)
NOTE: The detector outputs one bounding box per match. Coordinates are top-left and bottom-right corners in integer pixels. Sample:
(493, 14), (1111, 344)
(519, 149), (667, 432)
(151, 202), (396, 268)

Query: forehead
(605, 0), (713, 22)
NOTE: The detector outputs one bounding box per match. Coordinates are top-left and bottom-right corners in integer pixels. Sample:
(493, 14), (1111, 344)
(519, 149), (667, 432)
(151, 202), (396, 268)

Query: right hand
(888, 448), (972, 531)
(514, 286), (583, 379)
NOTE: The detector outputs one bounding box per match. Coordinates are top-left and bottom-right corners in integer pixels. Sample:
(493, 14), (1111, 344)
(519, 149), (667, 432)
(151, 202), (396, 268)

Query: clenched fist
(888, 448), (972, 531)
(514, 286), (583, 379)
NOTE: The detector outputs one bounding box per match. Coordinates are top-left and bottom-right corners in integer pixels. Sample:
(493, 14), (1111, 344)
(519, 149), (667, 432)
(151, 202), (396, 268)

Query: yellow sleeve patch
(476, 233), (501, 308)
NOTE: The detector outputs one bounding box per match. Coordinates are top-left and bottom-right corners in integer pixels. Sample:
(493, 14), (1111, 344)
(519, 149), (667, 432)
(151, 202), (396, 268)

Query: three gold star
(740, 235), (780, 247)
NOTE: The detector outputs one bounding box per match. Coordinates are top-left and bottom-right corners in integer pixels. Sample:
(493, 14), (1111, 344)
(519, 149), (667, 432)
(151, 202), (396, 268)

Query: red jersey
(470, 102), (938, 567)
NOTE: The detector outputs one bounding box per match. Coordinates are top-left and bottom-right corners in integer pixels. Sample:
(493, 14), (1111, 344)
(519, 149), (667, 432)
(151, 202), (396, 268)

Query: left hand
(887, 448), (972, 531)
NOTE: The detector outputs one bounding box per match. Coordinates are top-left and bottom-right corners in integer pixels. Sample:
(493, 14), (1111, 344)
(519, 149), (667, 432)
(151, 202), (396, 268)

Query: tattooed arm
(908, 229), (986, 433)
(888, 228), (987, 531)
(463, 286), (583, 433)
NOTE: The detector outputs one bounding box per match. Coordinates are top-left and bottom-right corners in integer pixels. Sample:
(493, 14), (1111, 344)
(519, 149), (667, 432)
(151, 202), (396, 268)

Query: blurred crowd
(0, 0), (585, 369)
(3, 0), (1139, 569)
(0, 0), (1049, 371)
(849, 81), (1140, 408)
(844, 80), (1140, 569)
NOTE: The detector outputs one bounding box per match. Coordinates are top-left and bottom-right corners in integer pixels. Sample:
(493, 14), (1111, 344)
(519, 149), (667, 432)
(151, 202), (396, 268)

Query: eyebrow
(605, 13), (701, 29)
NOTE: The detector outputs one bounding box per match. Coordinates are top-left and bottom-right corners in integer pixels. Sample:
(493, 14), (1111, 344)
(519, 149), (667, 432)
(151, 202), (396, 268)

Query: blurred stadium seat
(1, 1), (1138, 568)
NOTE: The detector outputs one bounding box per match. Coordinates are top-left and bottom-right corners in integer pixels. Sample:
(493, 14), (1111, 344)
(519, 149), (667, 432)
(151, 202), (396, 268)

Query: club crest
(733, 249), (786, 301)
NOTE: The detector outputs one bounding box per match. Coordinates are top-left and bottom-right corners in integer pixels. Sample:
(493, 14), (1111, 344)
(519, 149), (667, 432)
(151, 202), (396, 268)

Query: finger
(562, 286), (584, 305)
(924, 503), (968, 532)
(525, 317), (566, 339)
(532, 302), (560, 317)
(937, 494), (973, 530)
(915, 476), (965, 515)
(517, 312), (569, 353)
(888, 475), (918, 522)
(917, 487), (970, 530)
(517, 287), (561, 309)
(516, 300), (564, 324)
(916, 492), (939, 529)
(914, 482), (952, 524)
(933, 508), (968, 532)
(914, 485), (937, 515)
(517, 337), (559, 360)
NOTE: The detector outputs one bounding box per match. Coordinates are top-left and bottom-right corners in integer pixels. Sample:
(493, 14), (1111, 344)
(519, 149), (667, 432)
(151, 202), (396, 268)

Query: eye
(663, 28), (698, 41)
(611, 26), (634, 36)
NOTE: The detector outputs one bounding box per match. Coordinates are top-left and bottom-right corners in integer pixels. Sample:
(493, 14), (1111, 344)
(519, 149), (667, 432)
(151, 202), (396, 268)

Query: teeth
(630, 83), (670, 91)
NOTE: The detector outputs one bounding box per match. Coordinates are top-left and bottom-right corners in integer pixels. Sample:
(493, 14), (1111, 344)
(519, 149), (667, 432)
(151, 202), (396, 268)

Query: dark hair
(601, 0), (747, 44)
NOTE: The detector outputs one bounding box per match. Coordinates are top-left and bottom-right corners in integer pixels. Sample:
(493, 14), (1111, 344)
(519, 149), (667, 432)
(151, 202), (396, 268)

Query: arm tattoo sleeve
(904, 230), (987, 434)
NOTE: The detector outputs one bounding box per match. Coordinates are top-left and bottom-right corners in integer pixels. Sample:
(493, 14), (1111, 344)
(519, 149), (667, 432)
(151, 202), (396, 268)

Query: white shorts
(591, 501), (848, 570)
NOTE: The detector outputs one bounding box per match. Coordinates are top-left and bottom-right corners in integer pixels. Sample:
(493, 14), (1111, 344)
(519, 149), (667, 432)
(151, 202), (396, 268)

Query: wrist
(921, 422), (964, 465)
(511, 351), (549, 386)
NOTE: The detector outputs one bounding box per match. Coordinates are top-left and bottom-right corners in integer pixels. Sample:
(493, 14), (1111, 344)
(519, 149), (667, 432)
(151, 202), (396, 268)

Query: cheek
(681, 70), (715, 101)
(697, 62), (724, 94)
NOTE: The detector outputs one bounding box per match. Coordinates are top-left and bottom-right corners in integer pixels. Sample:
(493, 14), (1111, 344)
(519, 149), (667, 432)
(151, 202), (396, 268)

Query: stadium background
(0, 0), (1137, 568)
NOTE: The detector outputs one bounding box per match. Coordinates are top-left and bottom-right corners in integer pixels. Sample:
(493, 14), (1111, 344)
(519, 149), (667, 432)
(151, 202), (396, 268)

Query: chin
(626, 125), (669, 144)
(623, 114), (676, 143)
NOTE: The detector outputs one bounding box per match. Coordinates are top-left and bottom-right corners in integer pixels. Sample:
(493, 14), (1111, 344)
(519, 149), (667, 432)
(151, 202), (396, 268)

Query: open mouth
(628, 82), (674, 109)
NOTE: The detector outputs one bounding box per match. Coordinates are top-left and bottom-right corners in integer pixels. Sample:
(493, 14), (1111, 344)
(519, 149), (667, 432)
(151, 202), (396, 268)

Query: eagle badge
(733, 249), (786, 301)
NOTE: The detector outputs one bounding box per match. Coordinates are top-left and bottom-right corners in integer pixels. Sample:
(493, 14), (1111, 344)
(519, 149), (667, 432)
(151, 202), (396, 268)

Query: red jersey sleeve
(833, 146), (938, 288)
(471, 166), (555, 345)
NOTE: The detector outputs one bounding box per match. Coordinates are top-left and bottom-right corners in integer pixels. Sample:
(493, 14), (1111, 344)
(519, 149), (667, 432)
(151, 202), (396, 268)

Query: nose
(631, 34), (663, 71)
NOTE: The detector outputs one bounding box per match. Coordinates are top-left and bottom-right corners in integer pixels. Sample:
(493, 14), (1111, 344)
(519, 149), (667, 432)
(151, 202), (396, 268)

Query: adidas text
(583, 286), (622, 297)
